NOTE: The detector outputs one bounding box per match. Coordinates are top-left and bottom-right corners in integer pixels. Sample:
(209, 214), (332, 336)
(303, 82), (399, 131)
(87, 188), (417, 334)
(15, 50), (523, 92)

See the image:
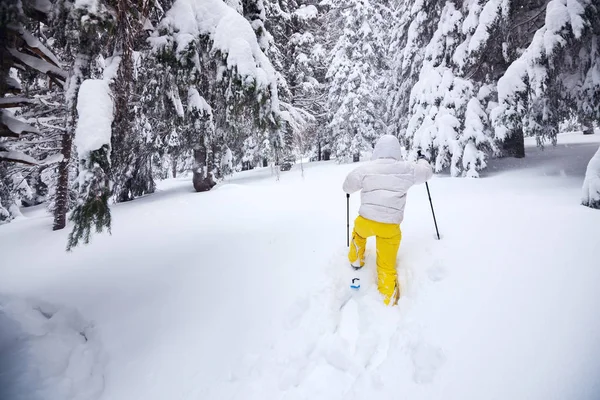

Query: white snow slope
(1, 132), (600, 400)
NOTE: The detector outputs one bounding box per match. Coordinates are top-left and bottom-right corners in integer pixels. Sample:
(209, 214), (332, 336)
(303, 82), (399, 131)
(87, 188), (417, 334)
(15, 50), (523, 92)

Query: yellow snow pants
(348, 215), (402, 306)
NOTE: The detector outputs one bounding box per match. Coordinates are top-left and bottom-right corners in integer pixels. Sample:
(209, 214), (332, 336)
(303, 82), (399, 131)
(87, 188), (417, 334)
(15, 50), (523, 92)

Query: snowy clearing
(1, 132), (600, 400)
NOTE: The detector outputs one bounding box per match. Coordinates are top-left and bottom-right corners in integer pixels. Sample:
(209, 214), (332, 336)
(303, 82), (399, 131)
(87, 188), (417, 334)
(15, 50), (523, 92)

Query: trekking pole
(346, 193), (350, 247)
(425, 182), (441, 240)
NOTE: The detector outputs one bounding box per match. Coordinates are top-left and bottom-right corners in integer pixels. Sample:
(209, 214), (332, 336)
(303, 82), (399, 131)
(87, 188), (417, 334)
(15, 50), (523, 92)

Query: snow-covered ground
(1, 131), (600, 400)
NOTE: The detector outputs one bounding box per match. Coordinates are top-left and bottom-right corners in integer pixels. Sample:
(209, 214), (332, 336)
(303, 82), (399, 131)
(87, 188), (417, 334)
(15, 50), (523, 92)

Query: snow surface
(1, 132), (600, 400)
(74, 80), (114, 157)
(0, 296), (106, 400)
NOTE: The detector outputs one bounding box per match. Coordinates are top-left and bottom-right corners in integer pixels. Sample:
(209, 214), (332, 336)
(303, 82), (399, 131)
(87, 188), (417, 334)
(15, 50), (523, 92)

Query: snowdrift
(0, 296), (106, 400)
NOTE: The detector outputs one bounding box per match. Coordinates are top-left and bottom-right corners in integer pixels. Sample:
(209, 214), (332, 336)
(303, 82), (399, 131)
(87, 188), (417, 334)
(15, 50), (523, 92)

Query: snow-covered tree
(67, 79), (114, 251)
(0, 0), (68, 223)
(388, 0), (504, 176)
(108, 1), (156, 203)
(243, 0), (270, 52)
(265, 1), (328, 161)
(238, 0), (313, 169)
(387, 0), (599, 179)
(324, 0), (391, 161)
(491, 0), (599, 150)
(148, 0), (282, 191)
(61, 0), (116, 249)
(387, 0), (442, 144)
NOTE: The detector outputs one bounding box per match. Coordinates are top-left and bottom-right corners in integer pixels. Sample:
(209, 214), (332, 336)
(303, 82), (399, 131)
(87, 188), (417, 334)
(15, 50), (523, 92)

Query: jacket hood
(372, 135), (402, 161)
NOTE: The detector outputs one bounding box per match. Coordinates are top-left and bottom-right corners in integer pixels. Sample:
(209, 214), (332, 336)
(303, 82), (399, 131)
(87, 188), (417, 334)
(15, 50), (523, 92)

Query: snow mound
(582, 146), (600, 208)
(0, 296), (106, 400)
(74, 79), (114, 157)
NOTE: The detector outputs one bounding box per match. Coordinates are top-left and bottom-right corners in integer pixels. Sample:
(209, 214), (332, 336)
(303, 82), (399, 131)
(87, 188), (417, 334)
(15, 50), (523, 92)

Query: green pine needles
(67, 145), (112, 251)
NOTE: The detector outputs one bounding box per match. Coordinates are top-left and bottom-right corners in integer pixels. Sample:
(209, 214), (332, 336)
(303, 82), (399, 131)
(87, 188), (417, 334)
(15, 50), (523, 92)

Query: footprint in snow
(337, 298), (360, 355)
(427, 261), (447, 282)
(410, 342), (445, 384)
(283, 297), (310, 330)
(228, 353), (261, 381)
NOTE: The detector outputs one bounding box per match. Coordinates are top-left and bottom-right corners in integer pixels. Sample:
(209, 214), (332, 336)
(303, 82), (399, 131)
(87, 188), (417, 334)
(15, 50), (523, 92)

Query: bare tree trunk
(318, 138), (322, 161)
(53, 128), (72, 230)
(55, 53), (89, 230)
(192, 146), (215, 192)
(502, 127), (525, 158)
(582, 117), (595, 135)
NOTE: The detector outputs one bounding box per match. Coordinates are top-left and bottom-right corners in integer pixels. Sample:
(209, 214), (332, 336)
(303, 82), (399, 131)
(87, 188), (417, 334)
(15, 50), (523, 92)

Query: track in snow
(214, 243), (449, 400)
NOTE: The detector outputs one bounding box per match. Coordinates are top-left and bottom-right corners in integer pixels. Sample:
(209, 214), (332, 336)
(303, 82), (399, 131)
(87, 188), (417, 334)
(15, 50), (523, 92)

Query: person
(342, 135), (433, 306)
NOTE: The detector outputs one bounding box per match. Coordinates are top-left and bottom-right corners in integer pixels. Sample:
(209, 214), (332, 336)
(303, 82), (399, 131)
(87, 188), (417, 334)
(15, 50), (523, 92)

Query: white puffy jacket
(342, 135), (433, 225)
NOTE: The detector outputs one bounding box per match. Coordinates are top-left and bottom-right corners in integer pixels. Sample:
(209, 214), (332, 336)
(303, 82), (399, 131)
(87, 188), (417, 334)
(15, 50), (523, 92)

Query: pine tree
(491, 0), (599, 152)
(262, 1), (328, 163)
(387, 0), (442, 147)
(61, 1), (116, 250)
(387, 0), (598, 179)
(148, 0), (282, 191)
(108, 0), (156, 203)
(324, 0), (391, 162)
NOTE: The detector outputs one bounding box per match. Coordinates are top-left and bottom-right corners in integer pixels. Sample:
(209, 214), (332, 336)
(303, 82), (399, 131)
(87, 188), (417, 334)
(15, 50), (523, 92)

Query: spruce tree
(324, 0), (391, 161)
(108, 0), (156, 203)
(388, 0), (599, 179)
(148, 0), (282, 191)
(62, 1), (116, 250)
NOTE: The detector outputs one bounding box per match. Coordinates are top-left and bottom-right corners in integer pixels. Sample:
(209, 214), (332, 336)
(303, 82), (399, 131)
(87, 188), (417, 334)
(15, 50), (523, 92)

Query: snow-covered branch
(491, 0), (593, 141)
(0, 150), (39, 165)
(8, 24), (62, 67)
(1, 110), (41, 138)
(150, 0), (280, 114)
(8, 47), (67, 86)
(0, 148), (64, 166)
(0, 97), (36, 108)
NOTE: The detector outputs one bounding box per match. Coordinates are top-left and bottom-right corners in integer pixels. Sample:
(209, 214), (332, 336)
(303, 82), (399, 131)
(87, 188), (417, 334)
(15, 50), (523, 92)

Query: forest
(1, 2), (600, 398)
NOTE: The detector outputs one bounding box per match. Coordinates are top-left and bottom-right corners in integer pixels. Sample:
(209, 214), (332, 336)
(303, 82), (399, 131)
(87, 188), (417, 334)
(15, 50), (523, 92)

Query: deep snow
(1, 132), (600, 400)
